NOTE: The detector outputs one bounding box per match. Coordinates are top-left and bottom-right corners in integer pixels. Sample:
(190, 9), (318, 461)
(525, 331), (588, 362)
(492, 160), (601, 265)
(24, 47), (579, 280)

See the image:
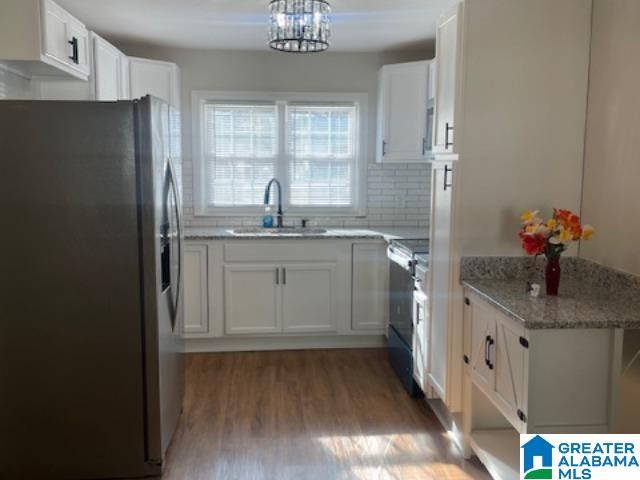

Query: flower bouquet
(519, 209), (594, 295)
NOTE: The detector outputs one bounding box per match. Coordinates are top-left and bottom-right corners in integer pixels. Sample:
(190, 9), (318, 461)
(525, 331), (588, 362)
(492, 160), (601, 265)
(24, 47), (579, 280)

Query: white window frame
(192, 90), (368, 217)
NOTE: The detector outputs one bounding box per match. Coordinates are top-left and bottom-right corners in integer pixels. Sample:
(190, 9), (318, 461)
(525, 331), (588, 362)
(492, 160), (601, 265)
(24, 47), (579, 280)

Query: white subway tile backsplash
(182, 161), (432, 228)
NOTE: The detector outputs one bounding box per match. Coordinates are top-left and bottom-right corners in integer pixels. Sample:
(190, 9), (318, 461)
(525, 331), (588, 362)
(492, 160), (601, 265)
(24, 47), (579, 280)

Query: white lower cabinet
(224, 264), (281, 335)
(182, 244), (208, 336)
(224, 262), (337, 335)
(466, 296), (525, 429)
(182, 239), (386, 343)
(463, 292), (619, 480)
(281, 263), (337, 333)
(351, 243), (388, 331)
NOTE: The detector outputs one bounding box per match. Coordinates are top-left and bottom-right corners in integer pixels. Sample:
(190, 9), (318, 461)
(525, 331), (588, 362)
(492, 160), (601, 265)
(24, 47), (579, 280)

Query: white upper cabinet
(377, 60), (432, 163)
(129, 57), (181, 110)
(432, 2), (463, 156)
(93, 34), (129, 101)
(0, 0), (90, 80)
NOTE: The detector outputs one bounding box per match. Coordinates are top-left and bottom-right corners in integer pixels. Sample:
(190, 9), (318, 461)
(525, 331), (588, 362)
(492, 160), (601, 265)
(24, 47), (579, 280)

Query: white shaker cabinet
(225, 262), (338, 335)
(351, 243), (388, 331)
(182, 244), (209, 336)
(432, 2), (464, 156)
(224, 264), (281, 335)
(427, 161), (454, 401)
(0, 0), (90, 80)
(281, 263), (337, 333)
(93, 34), (129, 101)
(129, 57), (181, 110)
(377, 60), (433, 163)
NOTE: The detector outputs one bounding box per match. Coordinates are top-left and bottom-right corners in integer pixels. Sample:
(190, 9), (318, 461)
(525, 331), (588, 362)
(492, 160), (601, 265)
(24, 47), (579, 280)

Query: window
(193, 91), (367, 216)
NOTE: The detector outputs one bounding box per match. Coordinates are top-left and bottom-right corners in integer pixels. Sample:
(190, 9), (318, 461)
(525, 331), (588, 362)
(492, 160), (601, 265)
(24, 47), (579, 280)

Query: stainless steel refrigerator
(0, 96), (185, 479)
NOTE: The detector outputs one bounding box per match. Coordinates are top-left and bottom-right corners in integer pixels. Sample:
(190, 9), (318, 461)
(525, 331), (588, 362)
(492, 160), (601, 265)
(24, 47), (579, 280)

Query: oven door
(388, 260), (415, 347)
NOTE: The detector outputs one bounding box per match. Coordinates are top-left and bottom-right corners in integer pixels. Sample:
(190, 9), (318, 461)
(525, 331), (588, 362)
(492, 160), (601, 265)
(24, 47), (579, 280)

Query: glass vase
(545, 256), (561, 296)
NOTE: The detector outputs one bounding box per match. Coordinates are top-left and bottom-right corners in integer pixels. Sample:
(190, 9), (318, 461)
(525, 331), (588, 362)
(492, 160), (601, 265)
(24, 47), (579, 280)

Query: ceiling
(56, 0), (458, 52)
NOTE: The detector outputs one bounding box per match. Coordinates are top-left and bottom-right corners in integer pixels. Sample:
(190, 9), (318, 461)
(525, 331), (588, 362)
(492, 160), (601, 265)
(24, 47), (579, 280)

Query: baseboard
(426, 397), (466, 454)
(184, 334), (388, 353)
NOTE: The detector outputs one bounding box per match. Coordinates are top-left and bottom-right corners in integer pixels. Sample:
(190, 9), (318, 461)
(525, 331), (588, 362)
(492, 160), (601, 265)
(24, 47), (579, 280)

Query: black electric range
(386, 238), (429, 396)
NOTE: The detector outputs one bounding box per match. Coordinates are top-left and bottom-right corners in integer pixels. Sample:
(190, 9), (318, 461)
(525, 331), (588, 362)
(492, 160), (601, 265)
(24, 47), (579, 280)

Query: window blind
(287, 104), (356, 207)
(204, 103), (277, 206)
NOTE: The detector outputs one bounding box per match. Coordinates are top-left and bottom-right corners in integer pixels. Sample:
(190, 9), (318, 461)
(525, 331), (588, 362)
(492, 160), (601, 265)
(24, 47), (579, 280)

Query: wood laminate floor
(152, 349), (490, 480)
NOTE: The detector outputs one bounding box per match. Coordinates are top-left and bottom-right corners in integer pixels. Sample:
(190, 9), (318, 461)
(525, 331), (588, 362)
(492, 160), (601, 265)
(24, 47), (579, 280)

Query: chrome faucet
(263, 178), (284, 228)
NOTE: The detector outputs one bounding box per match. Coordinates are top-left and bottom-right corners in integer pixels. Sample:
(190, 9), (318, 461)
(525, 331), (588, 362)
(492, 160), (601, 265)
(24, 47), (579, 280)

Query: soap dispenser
(262, 206), (274, 228)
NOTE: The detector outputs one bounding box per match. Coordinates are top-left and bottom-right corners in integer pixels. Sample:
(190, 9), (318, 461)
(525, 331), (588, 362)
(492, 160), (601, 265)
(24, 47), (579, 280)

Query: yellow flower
(521, 210), (541, 225)
(582, 225), (595, 240)
(547, 218), (557, 230)
(550, 226), (573, 245)
(559, 228), (573, 244)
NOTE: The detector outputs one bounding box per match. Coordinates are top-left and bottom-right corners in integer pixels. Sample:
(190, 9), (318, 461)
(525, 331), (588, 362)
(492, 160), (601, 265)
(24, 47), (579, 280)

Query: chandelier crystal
(269, 0), (331, 53)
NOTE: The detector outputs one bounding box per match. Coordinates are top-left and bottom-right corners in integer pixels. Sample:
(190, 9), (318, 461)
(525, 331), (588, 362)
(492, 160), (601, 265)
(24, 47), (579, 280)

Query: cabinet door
(42, 0), (69, 66)
(427, 162), (454, 399)
(182, 244), (208, 336)
(468, 299), (497, 393)
(281, 263), (337, 333)
(129, 57), (179, 109)
(93, 35), (121, 101)
(433, 3), (461, 154)
(119, 56), (130, 100)
(351, 243), (387, 331)
(65, 18), (90, 76)
(224, 264), (281, 335)
(494, 315), (526, 427)
(377, 61), (429, 162)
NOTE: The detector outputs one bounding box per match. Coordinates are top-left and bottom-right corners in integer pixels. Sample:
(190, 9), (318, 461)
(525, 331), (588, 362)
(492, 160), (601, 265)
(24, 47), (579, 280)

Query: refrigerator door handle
(165, 158), (183, 332)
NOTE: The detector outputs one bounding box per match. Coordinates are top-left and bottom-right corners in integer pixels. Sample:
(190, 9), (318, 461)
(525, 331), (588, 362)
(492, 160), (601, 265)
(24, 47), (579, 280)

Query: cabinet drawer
(224, 241), (347, 263)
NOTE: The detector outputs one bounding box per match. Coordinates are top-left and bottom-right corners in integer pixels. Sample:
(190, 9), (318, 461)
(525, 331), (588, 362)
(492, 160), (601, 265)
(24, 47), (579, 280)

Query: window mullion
(276, 101), (289, 209)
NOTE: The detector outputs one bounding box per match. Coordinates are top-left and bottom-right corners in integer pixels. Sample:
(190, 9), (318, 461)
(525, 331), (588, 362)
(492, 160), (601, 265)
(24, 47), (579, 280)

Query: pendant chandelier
(269, 0), (331, 53)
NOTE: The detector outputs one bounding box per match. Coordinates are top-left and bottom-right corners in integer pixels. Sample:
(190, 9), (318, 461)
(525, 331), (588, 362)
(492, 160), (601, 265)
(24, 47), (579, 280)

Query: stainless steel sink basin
(231, 227), (327, 236)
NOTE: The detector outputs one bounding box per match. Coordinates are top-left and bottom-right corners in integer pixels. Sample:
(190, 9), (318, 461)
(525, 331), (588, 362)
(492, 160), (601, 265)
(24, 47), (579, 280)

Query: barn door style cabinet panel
(463, 292), (618, 480)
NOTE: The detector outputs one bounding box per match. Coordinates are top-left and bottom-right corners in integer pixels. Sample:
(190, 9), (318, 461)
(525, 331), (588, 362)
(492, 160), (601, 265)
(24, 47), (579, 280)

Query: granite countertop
(184, 226), (427, 242)
(461, 257), (640, 330)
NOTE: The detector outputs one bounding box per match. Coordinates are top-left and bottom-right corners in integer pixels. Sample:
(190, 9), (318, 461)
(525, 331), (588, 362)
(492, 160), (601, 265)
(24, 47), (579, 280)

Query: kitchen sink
(231, 227), (328, 236)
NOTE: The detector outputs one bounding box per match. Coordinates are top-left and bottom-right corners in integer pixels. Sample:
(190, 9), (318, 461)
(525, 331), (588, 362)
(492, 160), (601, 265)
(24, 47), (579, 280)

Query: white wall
(0, 64), (36, 99)
(116, 45), (432, 228)
(580, 0), (640, 276)
(454, 0), (592, 256)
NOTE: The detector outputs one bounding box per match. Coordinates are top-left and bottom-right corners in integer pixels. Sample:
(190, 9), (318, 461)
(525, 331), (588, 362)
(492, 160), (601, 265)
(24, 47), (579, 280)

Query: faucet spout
(264, 178), (284, 228)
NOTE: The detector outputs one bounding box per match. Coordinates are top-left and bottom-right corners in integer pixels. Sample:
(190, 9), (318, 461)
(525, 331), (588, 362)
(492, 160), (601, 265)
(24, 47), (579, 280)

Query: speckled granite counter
(461, 257), (640, 330)
(185, 227), (427, 242)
